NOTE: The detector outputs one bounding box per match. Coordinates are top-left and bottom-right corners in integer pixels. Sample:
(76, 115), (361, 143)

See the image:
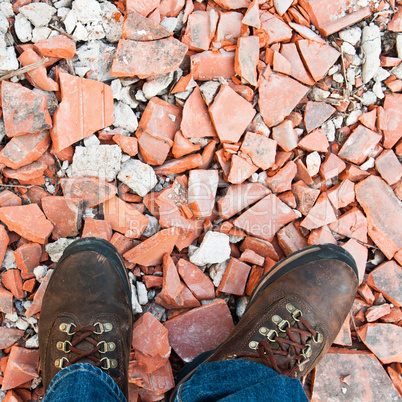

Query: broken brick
(365, 304), (392, 322)
(191, 49), (235, 81)
(240, 132), (277, 170)
(172, 131), (201, 158)
(260, 11), (293, 45)
(329, 206), (367, 242)
(300, 192), (336, 230)
(1, 269), (24, 299)
(382, 94), (402, 148)
(304, 101), (335, 133)
(291, 180), (320, 216)
(217, 258), (251, 296)
(308, 225), (337, 246)
(326, 179), (355, 210)
(25, 270), (52, 317)
(181, 10), (217, 51)
(277, 222), (308, 255)
(272, 51), (292, 76)
(265, 161), (297, 194)
(112, 135), (138, 157)
(14, 243), (42, 276)
(188, 169), (218, 218)
(341, 239), (368, 284)
(123, 12), (172, 41)
(0, 286), (14, 314)
(33, 34), (76, 58)
(235, 35), (259, 86)
(227, 155), (258, 184)
(82, 218), (112, 241)
(0, 328), (24, 350)
(375, 149), (402, 186)
(319, 153), (346, 180)
(239, 249), (265, 266)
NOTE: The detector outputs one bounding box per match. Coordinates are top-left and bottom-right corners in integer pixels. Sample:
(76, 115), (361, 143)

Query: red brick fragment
(0, 191), (21, 208)
(242, 0), (260, 28)
(375, 149), (402, 186)
(217, 258), (251, 296)
(215, 11), (242, 43)
(154, 153), (203, 175)
(123, 12), (172, 41)
(308, 225), (337, 245)
(172, 131), (201, 158)
(182, 10), (217, 51)
(0, 286), (14, 314)
(14, 243), (42, 276)
(260, 11), (292, 45)
(191, 49), (235, 81)
(271, 119), (298, 151)
(333, 313), (352, 346)
(382, 94), (402, 148)
(326, 179), (355, 210)
(300, 192), (336, 230)
(277, 222), (308, 255)
(388, 8), (402, 31)
(291, 180), (320, 216)
(227, 155), (258, 184)
(319, 153), (346, 180)
(358, 109), (377, 131)
(341, 239), (367, 284)
(272, 51), (292, 76)
(265, 161), (297, 194)
(0, 328), (24, 350)
(2, 270), (24, 299)
(113, 135), (138, 157)
(34, 35), (76, 58)
(329, 207), (367, 243)
(82, 218), (112, 241)
(239, 249), (265, 266)
(303, 101), (335, 133)
(164, 300), (234, 363)
(0, 225), (9, 266)
(235, 36), (259, 86)
(126, 0), (159, 16)
(188, 170), (218, 218)
(240, 132), (277, 170)
(365, 304), (392, 322)
(25, 270), (52, 317)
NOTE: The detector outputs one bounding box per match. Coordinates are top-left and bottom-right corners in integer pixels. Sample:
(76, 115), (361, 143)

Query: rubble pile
(0, 0), (400, 400)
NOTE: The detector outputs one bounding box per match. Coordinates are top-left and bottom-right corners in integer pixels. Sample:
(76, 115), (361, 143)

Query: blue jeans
(44, 361), (308, 402)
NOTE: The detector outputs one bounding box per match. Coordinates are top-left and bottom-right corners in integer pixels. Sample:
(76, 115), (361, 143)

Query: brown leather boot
(38, 238), (133, 398)
(170, 244), (358, 399)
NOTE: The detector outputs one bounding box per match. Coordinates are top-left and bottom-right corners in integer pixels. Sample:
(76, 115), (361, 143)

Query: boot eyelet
(277, 319), (290, 332)
(313, 331), (323, 343)
(55, 357), (69, 369)
(259, 327), (269, 336)
(249, 341), (259, 350)
(98, 341), (116, 353)
(59, 323), (75, 335)
(94, 322), (113, 334)
(266, 329), (278, 342)
(56, 341), (72, 353)
(101, 357), (118, 369)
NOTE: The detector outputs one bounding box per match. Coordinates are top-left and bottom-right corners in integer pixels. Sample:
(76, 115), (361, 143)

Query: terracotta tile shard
(0, 286), (14, 314)
(234, 194), (298, 241)
(271, 120), (298, 152)
(177, 258), (215, 300)
(319, 153), (346, 180)
(365, 304), (392, 322)
(42, 197), (82, 239)
(297, 39), (340, 82)
(272, 51), (292, 76)
(388, 8), (402, 31)
(113, 135), (138, 157)
(329, 206), (368, 243)
(304, 101), (335, 133)
(182, 10), (218, 51)
(242, 0), (260, 29)
(240, 249), (264, 266)
(300, 192), (336, 230)
(235, 36), (259, 86)
(260, 11), (293, 46)
(259, 74), (309, 128)
(298, 129), (329, 153)
(355, 176), (402, 260)
(312, 351), (400, 401)
(126, 0), (159, 16)
(111, 37), (187, 79)
(1, 81), (52, 137)
(240, 132), (277, 170)
(291, 180), (320, 216)
(327, 179), (355, 210)
(124, 228), (179, 266)
(82, 218), (112, 241)
(209, 85), (255, 143)
(383, 93), (402, 148)
(240, 236), (279, 261)
(341, 239), (367, 284)
(375, 149), (402, 186)
(103, 196), (148, 239)
(132, 312), (171, 373)
(217, 258), (251, 296)
(123, 12), (172, 41)
(0, 225), (8, 265)
(14, 242), (42, 275)
(265, 161), (297, 194)
(164, 300), (234, 363)
(333, 313), (352, 346)
(2, 161), (47, 183)
(60, 178), (117, 208)
(0, 204), (53, 244)
(191, 49), (235, 81)
(227, 155), (258, 184)
(0, 328), (24, 350)
(217, 182), (270, 219)
(358, 323), (402, 364)
(1, 346), (39, 390)
(172, 131), (201, 158)
(33, 35), (76, 58)
(0, 190), (22, 208)
(188, 170), (218, 218)
(154, 153), (203, 175)
(308, 225), (337, 246)
(2, 269), (24, 299)
(358, 109), (377, 131)
(277, 222), (307, 255)
(215, 11), (242, 43)
(338, 125), (382, 165)
(367, 261), (402, 307)
(280, 43), (315, 86)
(181, 86), (217, 139)
(51, 72), (113, 152)
(387, 366), (402, 396)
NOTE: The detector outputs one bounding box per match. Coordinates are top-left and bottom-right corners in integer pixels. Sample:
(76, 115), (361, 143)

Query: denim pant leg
(174, 360), (309, 402)
(43, 363), (127, 402)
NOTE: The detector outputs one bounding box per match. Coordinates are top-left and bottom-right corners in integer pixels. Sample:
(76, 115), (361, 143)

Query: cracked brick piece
(277, 222), (308, 256)
(260, 11), (293, 46)
(300, 192), (336, 230)
(209, 84), (255, 143)
(42, 197), (82, 239)
(0, 204), (53, 244)
(272, 51), (292, 76)
(103, 196), (148, 239)
(154, 153), (203, 175)
(375, 149), (402, 186)
(164, 300), (234, 363)
(0, 286), (14, 314)
(123, 12), (172, 41)
(112, 134), (138, 157)
(367, 261), (402, 307)
(365, 304), (392, 322)
(0, 190), (22, 208)
(33, 34), (76, 58)
(172, 131), (201, 158)
(50, 72), (114, 152)
(260, 73), (309, 128)
(298, 129), (329, 153)
(2, 269), (24, 299)
(329, 207), (367, 243)
(227, 155), (258, 184)
(14, 242), (42, 276)
(25, 269), (52, 317)
(177, 258), (215, 300)
(240, 236), (279, 261)
(82, 218), (112, 241)
(355, 175), (402, 260)
(126, 0), (159, 15)
(319, 153), (346, 181)
(291, 180), (320, 216)
(215, 11), (242, 43)
(182, 10), (218, 51)
(240, 249), (265, 266)
(235, 35), (259, 86)
(132, 312), (171, 373)
(382, 94), (402, 148)
(358, 323), (402, 364)
(217, 182), (271, 219)
(341, 239), (367, 284)
(0, 225), (8, 266)
(297, 39), (340, 82)
(60, 178), (117, 208)
(2, 161), (47, 184)
(311, 351), (400, 400)
(0, 328), (24, 350)
(240, 132), (277, 170)
(1, 346), (39, 390)
(213, 0), (249, 9)
(327, 179), (355, 210)
(124, 228), (179, 266)
(217, 258), (251, 296)
(190, 49), (235, 81)
(338, 125), (382, 165)
(304, 101), (335, 133)
(265, 161), (297, 194)
(1, 81), (52, 137)
(271, 120), (298, 152)
(111, 37), (188, 79)
(181, 86), (217, 139)
(234, 194), (298, 242)
(333, 313), (352, 346)
(188, 170), (218, 218)
(308, 225), (337, 246)
(242, 0), (260, 28)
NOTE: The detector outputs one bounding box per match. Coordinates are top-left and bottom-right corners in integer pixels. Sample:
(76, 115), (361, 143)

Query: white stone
(14, 14), (32, 42)
(136, 281), (148, 305)
(0, 10), (8, 33)
(87, 23), (105, 40)
(360, 157), (375, 170)
(73, 22), (88, 41)
(342, 41), (356, 56)
(0, 3), (14, 19)
(346, 109), (362, 126)
(143, 72), (174, 100)
(199, 81), (220, 105)
(159, 16), (178, 32)
(0, 120), (6, 143)
(339, 27), (362, 46)
(5, 312), (19, 323)
(372, 81), (384, 99)
(142, 214), (161, 238)
(113, 101), (138, 132)
(16, 318), (30, 331)
(118, 159), (157, 197)
(333, 73), (344, 83)
(0, 35), (6, 64)
(273, 0), (292, 15)
(57, 7), (70, 20)
(135, 89), (148, 103)
(306, 152), (321, 176)
(20, 3), (56, 27)
(83, 134), (100, 147)
(309, 87), (330, 101)
(131, 286), (142, 314)
(346, 67), (356, 85)
(55, 0), (73, 8)
(396, 33), (402, 59)
(1, 249), (16, 270)
(72, 0), (101, 24)
(321, 120), (336, 142)
(25, 334), (39, 348)
(351, 54), (363, 66)
(209, 260), (229, 287)
(64, 9), (77, 34)
(111, 79), (121, 100)
(361, 91), (377, 106)
(31, 26), (51, 42)
(100, 1), (122, 43)
(119, 86), (139, 109)
(391, 61), (402, 80)
(374, 67), (390, 82)
(71, 145), (122, 182)
(190, 231), (231, 266)
(33, 265), (48, 283)
(328, 65), (339, 75)
(229, 235), (244, 243)
(361, 23), (381, 84)
(46, 238), (76, 262)
(236, 296), (249, 318)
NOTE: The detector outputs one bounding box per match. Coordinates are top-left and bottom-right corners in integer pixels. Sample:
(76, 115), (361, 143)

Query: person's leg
(38, 238), (133, 400)
(43, 363), (126, 402)
(169, 244), (358, 401)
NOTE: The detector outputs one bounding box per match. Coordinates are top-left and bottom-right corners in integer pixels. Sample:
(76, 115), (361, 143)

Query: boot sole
(245, 243), (358, 313)
(49, 237), (132, 309)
